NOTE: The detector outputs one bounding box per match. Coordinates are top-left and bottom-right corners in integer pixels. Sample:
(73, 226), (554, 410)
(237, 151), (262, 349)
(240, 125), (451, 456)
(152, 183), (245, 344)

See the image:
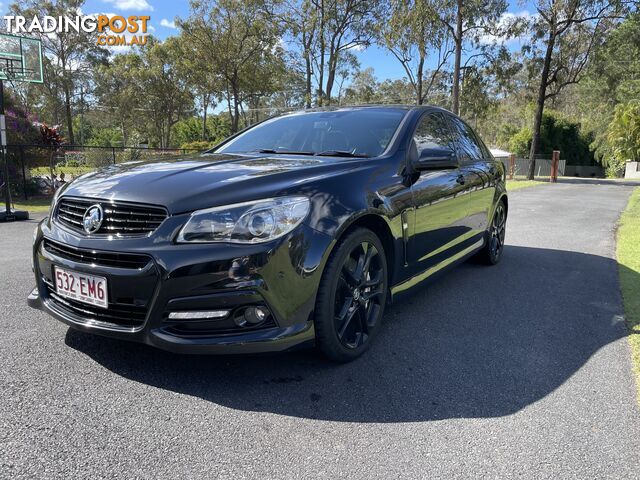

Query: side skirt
(388, 236), (485, 302)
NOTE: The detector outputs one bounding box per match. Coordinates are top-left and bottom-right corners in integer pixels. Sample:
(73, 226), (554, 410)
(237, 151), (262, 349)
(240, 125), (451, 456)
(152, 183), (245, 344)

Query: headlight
(176, 196), (310, 244)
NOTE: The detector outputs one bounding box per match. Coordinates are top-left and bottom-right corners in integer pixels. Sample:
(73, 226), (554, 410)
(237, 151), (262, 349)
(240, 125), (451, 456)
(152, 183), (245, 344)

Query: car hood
(62, 153), (364, 214)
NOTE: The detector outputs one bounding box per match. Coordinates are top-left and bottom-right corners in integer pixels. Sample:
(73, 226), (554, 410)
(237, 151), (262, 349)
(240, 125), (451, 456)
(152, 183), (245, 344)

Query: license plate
(54, 266), (108, 309)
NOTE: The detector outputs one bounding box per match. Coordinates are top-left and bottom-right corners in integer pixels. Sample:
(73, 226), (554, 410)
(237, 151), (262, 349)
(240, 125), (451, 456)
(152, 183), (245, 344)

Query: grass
(617, 187), (640, 404)
(11, 197), (52, 213)
(507, 179), (546, 191)
(29, 166), (96, 178)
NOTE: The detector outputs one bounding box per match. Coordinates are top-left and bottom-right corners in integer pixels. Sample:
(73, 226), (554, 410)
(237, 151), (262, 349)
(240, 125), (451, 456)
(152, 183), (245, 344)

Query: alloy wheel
(489, 203), (507, 261)
(334, 241), (385, 349)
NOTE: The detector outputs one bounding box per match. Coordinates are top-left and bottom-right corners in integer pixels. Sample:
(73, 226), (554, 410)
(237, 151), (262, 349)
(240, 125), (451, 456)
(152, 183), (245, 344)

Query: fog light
(168, 310), (229, 320)
(234, 306), (270, 327)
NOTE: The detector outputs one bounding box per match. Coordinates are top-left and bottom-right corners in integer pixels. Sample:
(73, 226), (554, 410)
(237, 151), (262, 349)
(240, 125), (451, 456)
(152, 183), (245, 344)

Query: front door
(407, 112), (474, 277)
(446, 115), (497, 235)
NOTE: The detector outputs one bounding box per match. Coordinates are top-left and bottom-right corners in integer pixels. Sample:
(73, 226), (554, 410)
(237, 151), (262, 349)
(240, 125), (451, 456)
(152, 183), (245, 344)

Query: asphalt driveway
(2, 179), (640, 479)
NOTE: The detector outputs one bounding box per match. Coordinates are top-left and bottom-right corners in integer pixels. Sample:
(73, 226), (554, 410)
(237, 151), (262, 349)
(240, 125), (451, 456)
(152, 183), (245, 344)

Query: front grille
(43, 281), (147, 329)
(43, 239), (151, 269)
(56, 197), (168, 236)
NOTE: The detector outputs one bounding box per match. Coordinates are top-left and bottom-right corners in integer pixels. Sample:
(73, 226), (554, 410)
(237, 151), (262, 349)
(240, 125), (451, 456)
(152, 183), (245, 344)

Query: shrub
(180, 140), (216, 151)
(505, 111), (594, 164)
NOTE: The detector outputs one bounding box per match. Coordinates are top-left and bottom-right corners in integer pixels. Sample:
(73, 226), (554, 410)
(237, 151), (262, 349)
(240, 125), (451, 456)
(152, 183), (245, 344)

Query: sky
(0, 0), (537, 82)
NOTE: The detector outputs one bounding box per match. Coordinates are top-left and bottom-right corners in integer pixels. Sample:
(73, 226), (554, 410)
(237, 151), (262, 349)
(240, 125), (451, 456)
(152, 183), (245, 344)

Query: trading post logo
(3, 15), (150, 47)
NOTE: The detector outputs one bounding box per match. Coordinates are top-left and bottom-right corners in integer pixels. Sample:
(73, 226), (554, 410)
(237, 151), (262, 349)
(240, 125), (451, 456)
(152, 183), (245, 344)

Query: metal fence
(494, 155), (567, 179)
(1, 144), (202, 201)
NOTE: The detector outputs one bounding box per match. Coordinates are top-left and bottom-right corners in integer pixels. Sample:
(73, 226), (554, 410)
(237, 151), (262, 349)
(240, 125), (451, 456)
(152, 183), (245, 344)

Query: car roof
(281, 104), (454, 116)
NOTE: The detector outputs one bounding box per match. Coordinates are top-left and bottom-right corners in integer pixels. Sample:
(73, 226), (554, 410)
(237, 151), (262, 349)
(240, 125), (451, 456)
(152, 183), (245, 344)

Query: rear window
(215, 109), (407, 158)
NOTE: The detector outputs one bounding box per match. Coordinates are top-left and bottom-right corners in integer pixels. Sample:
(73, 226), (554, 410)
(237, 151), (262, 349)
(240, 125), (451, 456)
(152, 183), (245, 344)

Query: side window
(447, 116), (484, 165)
(476, 134), (494, 161)
(412, 112), (456, 157)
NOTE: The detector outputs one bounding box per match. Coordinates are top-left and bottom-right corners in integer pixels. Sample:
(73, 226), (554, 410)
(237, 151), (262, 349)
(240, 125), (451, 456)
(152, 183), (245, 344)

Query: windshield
(214, 108), (407, 158)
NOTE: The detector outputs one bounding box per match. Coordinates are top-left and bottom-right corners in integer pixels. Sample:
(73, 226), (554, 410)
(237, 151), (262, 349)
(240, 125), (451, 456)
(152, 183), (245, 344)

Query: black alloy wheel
(315, 228), (388, 362)
(489, 202), (507, 262)
(477, 200), (507, 265)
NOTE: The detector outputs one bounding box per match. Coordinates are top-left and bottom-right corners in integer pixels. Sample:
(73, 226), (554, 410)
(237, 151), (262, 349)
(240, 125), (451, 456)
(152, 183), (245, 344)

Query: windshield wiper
(315, 150), (370, 158)
(253, 148), (315, 155)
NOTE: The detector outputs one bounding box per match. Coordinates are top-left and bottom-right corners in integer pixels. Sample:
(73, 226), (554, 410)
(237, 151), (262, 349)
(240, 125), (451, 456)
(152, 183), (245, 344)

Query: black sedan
(28, 106), (507, 362)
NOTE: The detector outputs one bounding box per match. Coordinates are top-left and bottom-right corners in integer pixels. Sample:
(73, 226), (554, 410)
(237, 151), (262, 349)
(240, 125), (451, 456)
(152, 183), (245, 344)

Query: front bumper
(28, 216), (334, 354)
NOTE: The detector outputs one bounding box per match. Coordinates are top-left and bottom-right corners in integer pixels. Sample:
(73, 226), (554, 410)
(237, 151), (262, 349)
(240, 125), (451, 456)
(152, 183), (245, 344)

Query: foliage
(0, 0), (638, 172)
(579, 13), (640, 174)
(507, 111), (594, 164)
(523, 0), (630, 178)
(375, 0), (452, 105)
(508, 127), (533, 157)
(596, 101), (640, 177)
(172, 116), (231, 147)
(86, 128), (124, 148)
(10, 0), (108, 144)
(180, 140), (217, 151)
(180, 0), (286, 132)
(39, 125), (64, 148)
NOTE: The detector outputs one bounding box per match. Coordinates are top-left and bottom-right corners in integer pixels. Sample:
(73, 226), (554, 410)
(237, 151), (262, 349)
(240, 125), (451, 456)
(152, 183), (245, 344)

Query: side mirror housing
(412, 144), (458, 170)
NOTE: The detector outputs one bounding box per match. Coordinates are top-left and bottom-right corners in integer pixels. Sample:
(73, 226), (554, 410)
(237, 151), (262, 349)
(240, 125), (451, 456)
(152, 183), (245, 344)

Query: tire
(476, 199), (507, 265)
(314, 227), (388, 362)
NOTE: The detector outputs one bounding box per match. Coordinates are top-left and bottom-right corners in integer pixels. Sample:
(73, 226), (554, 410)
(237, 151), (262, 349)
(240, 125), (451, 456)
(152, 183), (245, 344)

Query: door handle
(456, 174), (465, 185)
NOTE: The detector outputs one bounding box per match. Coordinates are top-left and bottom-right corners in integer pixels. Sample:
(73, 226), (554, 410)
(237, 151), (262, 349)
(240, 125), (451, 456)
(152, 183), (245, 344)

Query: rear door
(407, 112), (473, 277)
(446, 115), (496, 235)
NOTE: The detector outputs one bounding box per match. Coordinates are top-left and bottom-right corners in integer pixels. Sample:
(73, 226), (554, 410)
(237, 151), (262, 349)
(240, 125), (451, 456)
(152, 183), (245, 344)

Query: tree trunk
(527, 31), (556, 180)
(325, 50), (337, 105)
(416, 54), (425, 105)
(316, 0), (326, 106)
(121, 121), (128, 146)
(305, 48), (313, 108)
(231, 82), (240, 133)
(62, 80), (75, 144)
(451, 0), (463, 115)
(225, 86), (233, 129)
(202, 94), (209, 141)
(303, 28), (313, 109)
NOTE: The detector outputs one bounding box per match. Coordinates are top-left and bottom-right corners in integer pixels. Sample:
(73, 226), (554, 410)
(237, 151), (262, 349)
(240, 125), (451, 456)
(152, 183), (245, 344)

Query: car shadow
(64, 245), (633, 422)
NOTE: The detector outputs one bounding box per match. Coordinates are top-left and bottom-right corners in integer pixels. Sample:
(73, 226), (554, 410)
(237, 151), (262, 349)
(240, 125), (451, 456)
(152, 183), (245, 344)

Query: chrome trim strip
(391, 238), (485, 296)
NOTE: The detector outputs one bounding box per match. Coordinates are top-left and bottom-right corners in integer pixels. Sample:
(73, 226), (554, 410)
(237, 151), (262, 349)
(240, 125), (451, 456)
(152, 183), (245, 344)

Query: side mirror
(413, 145), (458, 170)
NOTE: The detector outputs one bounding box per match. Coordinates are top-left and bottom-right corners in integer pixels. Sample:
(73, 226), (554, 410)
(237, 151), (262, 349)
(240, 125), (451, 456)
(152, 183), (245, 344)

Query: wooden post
(508, 154), (515, 180)
(551, 150), (560, 183)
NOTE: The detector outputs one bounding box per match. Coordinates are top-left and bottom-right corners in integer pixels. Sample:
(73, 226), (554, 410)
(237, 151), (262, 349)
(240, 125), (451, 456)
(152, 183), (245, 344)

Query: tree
(440, 0), (508, 115)
(376, 0), (453, 105)
(267, 0), (319, 108)
(311, 0), (380, 105)
(508, 110), (594, 165)
(342, 67), (380, 103)
(179, 0), (284, 133)
(94, 54), (145, 146)
(599, 101), (640, 176)
(136, 37), (195, 148)
(172, 34), (225, 141)
(525, 0), (629, 180)
(172, 116), (231, 148)
(95, 37), (194, 148)
(10, 0), (108, 144)
(577, 12), (640, 168)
